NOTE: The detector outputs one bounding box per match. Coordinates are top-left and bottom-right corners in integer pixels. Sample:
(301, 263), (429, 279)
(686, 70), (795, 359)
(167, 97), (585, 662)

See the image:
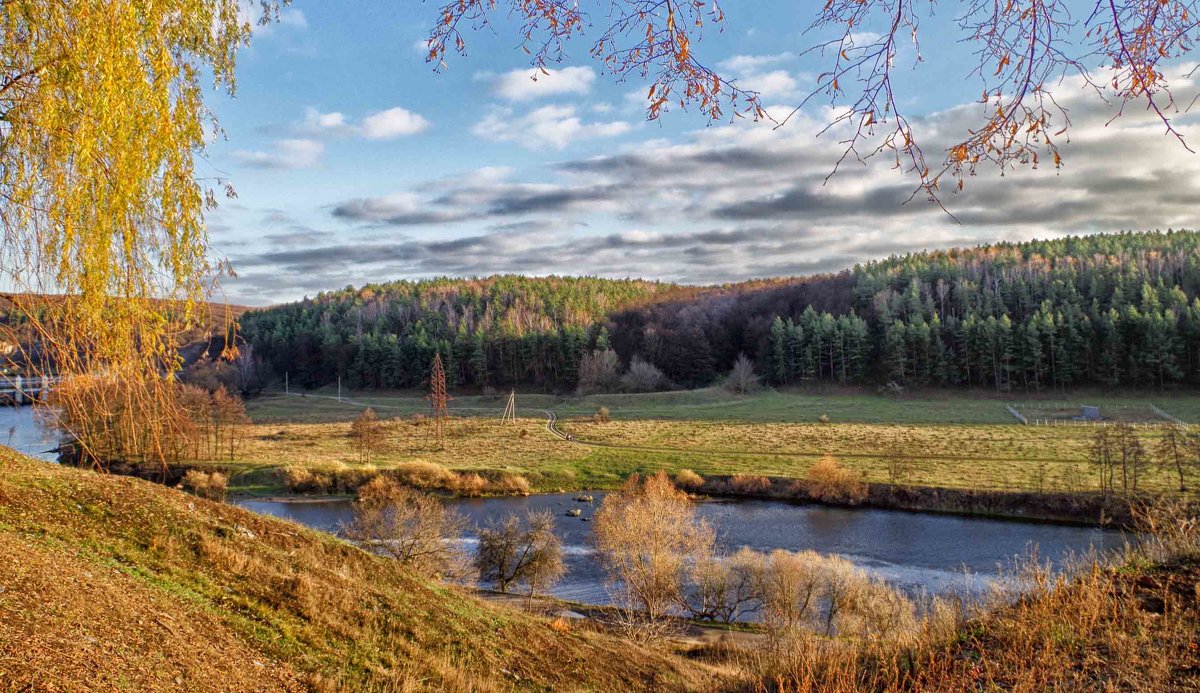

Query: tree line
(241, 231), (1200, 392)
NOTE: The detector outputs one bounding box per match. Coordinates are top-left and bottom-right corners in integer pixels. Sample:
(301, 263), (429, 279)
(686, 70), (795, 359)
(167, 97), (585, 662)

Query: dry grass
(0, 450), (724, 691)
(179, 468), (228, 501)
(232, 390), (1200, 497)
(562, 418), (1195, 494)
(715, 535), (1200, 691)
(212, 404), (1197, 498)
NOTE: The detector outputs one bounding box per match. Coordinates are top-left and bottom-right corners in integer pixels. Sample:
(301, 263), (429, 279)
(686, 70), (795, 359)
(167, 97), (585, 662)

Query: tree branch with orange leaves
(428, 0), (1200, 208)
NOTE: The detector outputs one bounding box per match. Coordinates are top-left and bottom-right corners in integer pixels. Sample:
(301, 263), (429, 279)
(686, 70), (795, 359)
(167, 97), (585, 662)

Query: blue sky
(204, 2), (1200, 305)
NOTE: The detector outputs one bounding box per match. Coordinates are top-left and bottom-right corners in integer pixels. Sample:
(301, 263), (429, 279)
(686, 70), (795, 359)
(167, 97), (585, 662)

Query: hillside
(0, 293), (252, 370)
(240, 230), (1200, 391)
(0, 451), (719, 691)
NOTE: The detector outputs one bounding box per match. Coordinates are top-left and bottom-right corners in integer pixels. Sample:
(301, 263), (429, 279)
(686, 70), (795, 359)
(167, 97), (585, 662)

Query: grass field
(250, 385), (1200, 425)
(226, 388), (1200, 497)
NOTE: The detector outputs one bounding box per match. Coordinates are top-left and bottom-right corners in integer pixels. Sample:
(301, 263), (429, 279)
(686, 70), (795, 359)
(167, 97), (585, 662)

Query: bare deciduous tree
(1114, 423), (1149, 494)
(350, 407), (385, 463)
(474, 510), (565, 602)
(684, 547), (762, 624)
(620, 356), (667, 393)
(577, 349), (621, 395)
(1091, 426), (1117, 496)
(724, 353), (760, 395)
(592, 472), (714, 635)
(1156, 424), (1192, 492)
(343, 482), (468, 580)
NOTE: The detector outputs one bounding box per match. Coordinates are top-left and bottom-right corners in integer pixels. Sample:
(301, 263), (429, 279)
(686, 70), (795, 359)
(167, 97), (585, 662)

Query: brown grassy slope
(0, 452), (721, 692)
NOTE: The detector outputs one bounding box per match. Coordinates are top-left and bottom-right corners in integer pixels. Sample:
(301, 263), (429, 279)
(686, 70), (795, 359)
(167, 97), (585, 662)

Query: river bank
(233, 490), (1126, 605)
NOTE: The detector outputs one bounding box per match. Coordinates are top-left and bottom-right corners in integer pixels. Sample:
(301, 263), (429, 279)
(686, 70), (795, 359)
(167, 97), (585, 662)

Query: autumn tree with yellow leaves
(0, 0), (277, 467)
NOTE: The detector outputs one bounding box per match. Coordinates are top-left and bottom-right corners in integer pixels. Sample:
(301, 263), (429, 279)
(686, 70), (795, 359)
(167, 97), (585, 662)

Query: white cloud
(302, 108), (349, 134)
(233, 139), (324, 169)
(296, 106), (431, 139)
(718, 52), (795, 73)
(472, 105), (631, 150)
(484, 66), (596, 101)
(718, 52), (805, 101)
(361, 107), (431, 139)
(230, 68), (1200, 302)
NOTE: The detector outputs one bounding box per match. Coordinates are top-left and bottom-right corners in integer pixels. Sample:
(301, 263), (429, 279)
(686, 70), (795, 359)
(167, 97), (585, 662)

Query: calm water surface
(0, 404), (1124, 605)
(235, 492), (1126, 605)
(0, 405), (59, 462)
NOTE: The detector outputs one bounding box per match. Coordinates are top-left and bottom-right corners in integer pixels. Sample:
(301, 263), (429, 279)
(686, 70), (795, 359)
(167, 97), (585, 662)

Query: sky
(204, 1), (1200, 306)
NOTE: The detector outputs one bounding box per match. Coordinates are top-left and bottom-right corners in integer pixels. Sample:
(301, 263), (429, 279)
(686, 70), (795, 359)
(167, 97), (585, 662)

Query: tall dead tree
(427, 353), (451, 448)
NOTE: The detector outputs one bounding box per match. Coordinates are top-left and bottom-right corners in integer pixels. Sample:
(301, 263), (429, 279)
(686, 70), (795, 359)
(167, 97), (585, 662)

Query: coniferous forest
(239, 230), (1200, 392)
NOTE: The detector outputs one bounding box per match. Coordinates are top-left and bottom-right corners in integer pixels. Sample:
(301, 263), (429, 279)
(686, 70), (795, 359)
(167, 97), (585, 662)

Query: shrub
(350, 407), (385, 462)
(806, 456), (868, 505)
(549, 616), (572, 634)
(180, 469), (228, 501)
(452, 472), (489, 497)
(356, 475), (403, 505)
(493, 473), (532, 496)
(620, 356), (666, 393)
(392, 460), (455, 489)
(675, 469), (705, 490)
(281, 466), (320, 493)
(729, 474), (772, 495)
(593, 406), (611, 423)
(593, 472), (715, 633)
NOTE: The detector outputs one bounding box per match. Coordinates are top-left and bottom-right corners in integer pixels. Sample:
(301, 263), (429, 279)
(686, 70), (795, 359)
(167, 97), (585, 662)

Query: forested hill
(239, 275), (702, 389)
(240, 230), (1200, 392)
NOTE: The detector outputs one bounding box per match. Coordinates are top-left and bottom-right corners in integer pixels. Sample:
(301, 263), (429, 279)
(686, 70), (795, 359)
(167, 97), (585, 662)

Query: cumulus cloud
(361, 107), (431, 139)
(225, 70), (1200, 303)
(302, 108), (349, 134)
(718, 52), (806, 100)
(471, 105), (631, 150)
(483, 66), (596, 101)
(296, 106), (430, 139)
(232, 138), (324, 169)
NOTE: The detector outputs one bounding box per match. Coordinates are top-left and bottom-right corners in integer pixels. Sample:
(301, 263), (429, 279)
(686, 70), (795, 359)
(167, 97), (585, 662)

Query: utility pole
(427, 353), (451, 448)
(338, 376), (342, 402)
(285, 371), (289, 394)
(501, 389), (516, 424)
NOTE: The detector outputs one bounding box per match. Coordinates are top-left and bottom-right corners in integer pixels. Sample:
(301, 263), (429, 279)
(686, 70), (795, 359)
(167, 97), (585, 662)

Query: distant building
(1077, 405), (1101, 421)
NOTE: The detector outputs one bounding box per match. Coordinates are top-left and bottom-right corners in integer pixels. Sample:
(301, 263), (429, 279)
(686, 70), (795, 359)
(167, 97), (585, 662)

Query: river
(0, 404), (1127, 605)
(235, 492), (1127, 605)
(0, 405), (59, 462)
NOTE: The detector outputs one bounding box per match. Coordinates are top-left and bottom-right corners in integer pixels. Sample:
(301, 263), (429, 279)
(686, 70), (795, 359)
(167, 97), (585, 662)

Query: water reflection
(0, 405), (59, 461)
(234, 492), (1126, 605)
